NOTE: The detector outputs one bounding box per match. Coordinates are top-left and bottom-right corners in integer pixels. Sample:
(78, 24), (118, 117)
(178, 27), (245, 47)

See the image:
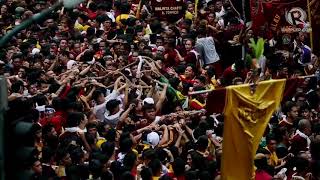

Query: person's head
(123, 151), (137, 171)
(11, 80), (24, 94)
(207, 13), (216, 23)
(184, 39), (194, 51)
(56, 149), (72, 166)
(119, 137), (133, 153)
(156, 37), (164, 47)
(92, 90), (105, 105)
(143, 104), (156, 121)
(295, 92), (306, 105)
(298, 119), (312, 136)
(254, 153), (269, 170)
(87, 123), (98, 136)
(294, 156), (310, 175)
(285, 101), (299, 120)
(207, 1), (215, 12)
(31, 158), (42, 175)
(184, 65), (195, 79)
(187, 3), (194, 12)
(17, 67), (26, 78)
(106, 99), (121, 115)
(140, 167), (153, 180)
(193, 76), (206, 88)
(67, 112), (85, 128)
(132, 52), (139, 62)
(196, 135), (208, 152)
(42, 124), (57, 139)
(43, 58), (51, 70)
(1, 4), (7, 15)
(12, 53), (22, 68)
(266, 134), (277, 152)
(59, 39), (68, 49)
(101, 141), (115, 158)
(136, 30), (145, 41)
(28, 82), (38, 95)
(296, 32), (306, 43)
(148, 159), (162, 177)
(59, 51), (69, 65)
(172, 157), (185, 176)
(73, 42), (81, 54)
(215, 1), (223, 11)
(300, 105), (311, 119)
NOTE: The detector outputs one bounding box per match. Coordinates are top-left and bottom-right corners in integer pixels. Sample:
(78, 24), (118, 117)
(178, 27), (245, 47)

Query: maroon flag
(151, 0), (184, 22)
(250, 0), (266, 33)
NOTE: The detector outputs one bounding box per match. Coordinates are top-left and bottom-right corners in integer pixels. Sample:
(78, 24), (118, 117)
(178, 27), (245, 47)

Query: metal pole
(241, 0), (247, 61)
(0, 76), (8, 180)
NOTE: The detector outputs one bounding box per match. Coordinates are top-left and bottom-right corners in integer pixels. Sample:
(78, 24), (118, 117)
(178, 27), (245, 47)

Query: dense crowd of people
(1, 0), (320, 179)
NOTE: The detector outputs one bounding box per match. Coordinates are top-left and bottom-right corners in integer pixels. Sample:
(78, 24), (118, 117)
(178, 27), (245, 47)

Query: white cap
(31, 48), (40, 55)
(147, 132), (160, 148)
(157, 46), (165, 52)
(97, 38), (103, 43)
(67, 60), (77, 70)
(143, 97), (154, 106)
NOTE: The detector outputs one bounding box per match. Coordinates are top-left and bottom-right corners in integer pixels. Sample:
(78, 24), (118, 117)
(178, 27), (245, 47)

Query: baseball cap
(147, 132), (160, 148)
(142, 97), (154, 106)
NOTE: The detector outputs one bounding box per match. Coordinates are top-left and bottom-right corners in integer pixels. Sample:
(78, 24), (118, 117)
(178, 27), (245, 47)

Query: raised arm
(155, 83), (168, 115)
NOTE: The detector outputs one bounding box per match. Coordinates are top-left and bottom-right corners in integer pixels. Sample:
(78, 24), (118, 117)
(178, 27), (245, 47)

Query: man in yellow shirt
(264, 134), (286, 170)
(115, 3), (136, 27)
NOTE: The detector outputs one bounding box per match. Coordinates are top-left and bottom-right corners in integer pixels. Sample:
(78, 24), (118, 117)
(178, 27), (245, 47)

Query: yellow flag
(195, 0), (199, 19)
(221, 79), (286, 180)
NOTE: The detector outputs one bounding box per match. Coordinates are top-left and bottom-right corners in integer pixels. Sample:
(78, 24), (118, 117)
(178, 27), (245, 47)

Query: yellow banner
(221, 79), (286, 180)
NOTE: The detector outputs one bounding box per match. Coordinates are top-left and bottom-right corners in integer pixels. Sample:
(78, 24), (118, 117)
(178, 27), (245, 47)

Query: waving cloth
(221, 79), (286, 180)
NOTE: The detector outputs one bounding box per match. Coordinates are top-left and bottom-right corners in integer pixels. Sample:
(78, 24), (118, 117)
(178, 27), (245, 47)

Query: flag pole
(189, 75), (317, 95)
(307, 0), (314, 51)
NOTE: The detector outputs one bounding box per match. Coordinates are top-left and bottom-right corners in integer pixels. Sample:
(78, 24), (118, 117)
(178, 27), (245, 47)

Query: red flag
(250, 0), (265, 33)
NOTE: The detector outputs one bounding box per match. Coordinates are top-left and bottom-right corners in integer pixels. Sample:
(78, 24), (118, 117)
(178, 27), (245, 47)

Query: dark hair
(52, 97), (66, 111)
(120, 171), (135, 180)
(89, 159), (102, 178)
(11, 80), (24, 93)
(148, 159), (162, 175)
(283, 101), (296, 115)
(195, 76), (206, 85)
(33, 94), (47, 106)
(67, 112), (84, 127)
(185, 170), (198, 180)
(119, 138), (133, 153)
(140, 167), (153, 180)
(105, 127), (117, 142)
(101, 141), (115, 158)
(196, 135), (208, 151)
(41, 146), (54, 163)
(173, 157), (185, 176)
(105, 99), (121, 113)
(42, 124), (55, 135)
(266, 134), (277, 144)
(254, 155), (269, 170)
(123, 151), (137, 171)
(86, 122), (97, 131)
